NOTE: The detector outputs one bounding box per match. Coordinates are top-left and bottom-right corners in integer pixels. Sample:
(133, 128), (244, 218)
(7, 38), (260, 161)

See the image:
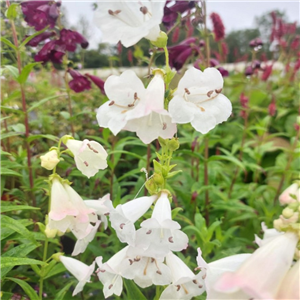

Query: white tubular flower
(214, 232), (299, 299)
(60, 256), (95, 296)
(168, 67), (232, 134)
(84, 194), (113, 229)
(254, 222), (283, 247)
(196, 248), (251, 300)
(40, 149), (60, 170)
(96, 246), (129, 298)
(94, 0), (166, 48)
(72, 220), (101, 256)
(279, 183), (300, 204)
(134, 193), (188, 259)
(66, 139), (108, 178)
(160, 252), (205, 300)
(121, 247), (172, 288)
(276, 260), (300, 299)
(109, 195), (157, 245)
(48, 178), (97, 239)
(97, 70), (176, 144)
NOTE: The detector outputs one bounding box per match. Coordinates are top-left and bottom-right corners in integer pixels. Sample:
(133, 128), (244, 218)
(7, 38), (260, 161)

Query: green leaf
(0, 168), (22, 177)
(5, 3), (19, 20)
(19, 26), (48, 49)
(0, 37), (17, 51)
(26, 133), (59, 143)
(124, 279), (147, 300)
(0, 204), (40, 213)
(2, 257), (45, 269)
(28, 94), (67, 112)
(6, 277), (39, 300)
(172, 207), (183, 219)
(44, 263), (66, 279)
(1, 215), (38, 244)
(3, 65), (19, 80)
(56, 280), (76, 300)
(17, 62), (41, 84)
(209, 155), (245, 171)
(1, 243), (38, 278)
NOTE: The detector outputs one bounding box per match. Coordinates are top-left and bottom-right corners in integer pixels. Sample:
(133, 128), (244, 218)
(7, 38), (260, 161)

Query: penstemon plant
(1, 1), (299, 300)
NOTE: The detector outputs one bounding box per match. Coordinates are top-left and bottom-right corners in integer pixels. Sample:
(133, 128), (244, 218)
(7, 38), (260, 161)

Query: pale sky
(62, 1), (300, 49)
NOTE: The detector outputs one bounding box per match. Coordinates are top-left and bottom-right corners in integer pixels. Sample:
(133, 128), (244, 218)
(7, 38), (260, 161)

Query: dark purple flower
(249, 37), (263, 48)
(245, 66), (253, 76)
(163, 1), (194, 29)
(85, 74), (105, 95)
(168, 37), (199, 70)
(58, 29), (89, 52)
(34, 40), (65, 64)
(21, 1), (60, 30)
(252, 60), (261, 69)
(217, 67), (229, 77)
(25, 31), (56, 47)
(68, 69), (91, 93)
(209, 58), (220, 67)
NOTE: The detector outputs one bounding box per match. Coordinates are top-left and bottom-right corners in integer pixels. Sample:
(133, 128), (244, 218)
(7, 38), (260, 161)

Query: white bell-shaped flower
(121, 246), (172, 288)
(168, 67), (232, 134)
(66, 139), (108, 178)
(60, 256), (95, 296)
(84, 194), (113, 229)
(109, 195), (157, 245)
(134, 193), (188, 259)
(214, 232), (298, 299)
(96, 246), (128, 298)
(97, 70), (176, 144)
(160, 252), (205, 300)
(72, 220), (101, 256)
(94, 0), (166, 47)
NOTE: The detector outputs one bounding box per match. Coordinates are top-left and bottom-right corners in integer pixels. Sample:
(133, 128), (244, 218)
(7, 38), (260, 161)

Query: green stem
(39, 237), (49, 300)
(163, 46), (170, 70)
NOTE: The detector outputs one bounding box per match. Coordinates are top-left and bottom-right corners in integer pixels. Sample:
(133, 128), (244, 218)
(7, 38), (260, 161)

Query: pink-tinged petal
(276, 260), (300, 299)
(168, 95), (196, 124)
(279, 183), (299, 204)
(214, 232), (298, 299)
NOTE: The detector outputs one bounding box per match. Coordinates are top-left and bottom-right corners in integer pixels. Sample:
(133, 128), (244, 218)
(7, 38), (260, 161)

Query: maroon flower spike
(168, 37), (199, 70)
(85, 74), (106, 95)
(261, 65), (273, 81)
(239, 93), (249, 119)
(25, 31), (56, 47)
(210, 12), (225, 41)
(34, 40), (65, 64)
(268, 98), (276, 117)
(68, 69), (91, 93)
(58, 29), (89, 52)
(21, 1), (60, 30)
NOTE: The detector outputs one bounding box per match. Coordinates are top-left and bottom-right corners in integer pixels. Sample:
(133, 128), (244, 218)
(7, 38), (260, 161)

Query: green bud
(61, 135), (73, 145)
(153, 173), (164, 185)
(168, 138), (180, 151)
(158, 137), (167, 147)
(282, 207), (295, 219)
(150, 31), (168, 48)
(52, 252), (64, 262)
(145, 177), (158, 195)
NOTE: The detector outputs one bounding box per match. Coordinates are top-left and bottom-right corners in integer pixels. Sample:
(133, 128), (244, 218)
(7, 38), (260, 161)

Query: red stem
(7, 0), (35, 206)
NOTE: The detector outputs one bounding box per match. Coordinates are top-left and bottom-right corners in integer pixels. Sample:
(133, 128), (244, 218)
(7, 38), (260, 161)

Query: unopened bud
(151, 31), (168, 48)
(40, 149), (60, 170)
(168, 138), (180, 152)
(273, 218), (284, 230)
(45, 225), (58, 238)
(282, 207), (295, 219)
(52, 252), (64, 262)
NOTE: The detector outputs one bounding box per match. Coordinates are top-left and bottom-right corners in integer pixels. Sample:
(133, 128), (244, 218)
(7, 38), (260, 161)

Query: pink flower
(279, 183), (300, 204)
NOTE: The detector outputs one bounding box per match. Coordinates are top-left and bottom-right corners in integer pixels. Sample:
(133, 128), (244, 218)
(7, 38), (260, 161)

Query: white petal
(151, 193), (172, 223)
(168, 95), (196, 124)
(103, 275), (123, 298)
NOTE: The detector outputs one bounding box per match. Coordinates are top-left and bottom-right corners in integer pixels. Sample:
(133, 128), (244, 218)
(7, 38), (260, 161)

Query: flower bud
(151, 31), (168, 48)
(52, 252), (64, 262)
(40, 149), (60, 170)
(282, 207), (295, 219)
(45, 225), (58, 238)
(168, 138), (180, 152)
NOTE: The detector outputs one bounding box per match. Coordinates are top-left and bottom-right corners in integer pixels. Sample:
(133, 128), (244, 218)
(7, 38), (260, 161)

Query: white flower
(96, 247), (128, 298)
(94, 0), (166, 47)
(168, 67), (232, 134)
(254, 222), (283, 247)
(48, 178), (97, 239)
(121, 247), (172, 288)
(60, 256), (95, 296)
(84, 194), (113, 229)
(66, 139), (108, 178)
(133, 193), (188, 259)
(160, 252), (205, 300)
(196, 248), (251, 300)
(72, 220), (101, 256)
(40, 149), (60, 170)
(97, 70), (176, 144)
(214, 232), (298, 299)
(279, 183), (300, 204)
(276, 260), (300, 299)
(109, 195), (157, 245)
